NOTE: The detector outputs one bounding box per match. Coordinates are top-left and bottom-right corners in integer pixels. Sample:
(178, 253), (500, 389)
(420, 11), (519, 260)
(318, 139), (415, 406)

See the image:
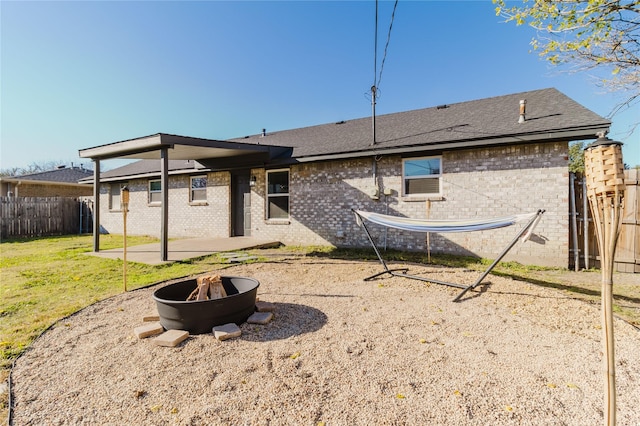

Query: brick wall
(249, 141), (568, 267)
(98, 172), (231, 238)
(97, 141), (569, 267)
(14, 182), (93, 198)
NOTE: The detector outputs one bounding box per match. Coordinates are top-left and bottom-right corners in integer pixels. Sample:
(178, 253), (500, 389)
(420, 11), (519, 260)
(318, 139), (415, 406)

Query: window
(402, 156), (442, 196)
(266, 169), (289, 219)
(148, 179), (162, 204)
(109, 184), (124, 210)
(190, 175), (207, 202)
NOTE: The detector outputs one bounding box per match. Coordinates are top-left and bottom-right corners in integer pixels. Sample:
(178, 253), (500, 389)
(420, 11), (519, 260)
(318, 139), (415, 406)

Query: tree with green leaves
(568, 140), (632, 171)
(495, 5), (638, 424)
(569, 141), (587, 173)
(493, 0), (639, 109)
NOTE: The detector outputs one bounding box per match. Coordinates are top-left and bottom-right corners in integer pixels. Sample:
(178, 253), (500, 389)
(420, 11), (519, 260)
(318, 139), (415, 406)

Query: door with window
(231, 170), (251, 236)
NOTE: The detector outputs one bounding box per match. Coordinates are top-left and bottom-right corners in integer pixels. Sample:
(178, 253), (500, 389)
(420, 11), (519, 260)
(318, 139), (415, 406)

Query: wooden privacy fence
(0, 197), (93, 239)
(570, 169), (639, 273)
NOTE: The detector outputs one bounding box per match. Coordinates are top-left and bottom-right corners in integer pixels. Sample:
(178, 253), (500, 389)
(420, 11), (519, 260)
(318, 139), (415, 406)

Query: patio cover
(79, 133), (290, 261)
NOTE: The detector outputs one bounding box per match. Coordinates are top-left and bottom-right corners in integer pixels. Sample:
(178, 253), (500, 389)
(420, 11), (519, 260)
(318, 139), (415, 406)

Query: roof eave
(80, 167), (214, 184)
(79, 135), (165, 160)
(0, 177), (93, 187)
(290, 126), (610, 163)
(78, 133), (276, 161)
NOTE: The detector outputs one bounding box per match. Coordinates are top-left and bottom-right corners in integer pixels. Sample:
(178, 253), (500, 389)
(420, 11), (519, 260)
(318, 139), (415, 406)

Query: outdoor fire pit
(153, 276), (260, 334)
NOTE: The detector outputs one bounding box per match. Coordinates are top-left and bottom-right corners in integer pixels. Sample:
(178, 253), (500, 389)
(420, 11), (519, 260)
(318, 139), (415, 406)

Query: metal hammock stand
(353, 209), (545, 302)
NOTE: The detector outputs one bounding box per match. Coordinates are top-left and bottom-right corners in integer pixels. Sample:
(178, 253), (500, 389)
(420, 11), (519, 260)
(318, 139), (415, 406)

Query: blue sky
(2, 0), (638, 171)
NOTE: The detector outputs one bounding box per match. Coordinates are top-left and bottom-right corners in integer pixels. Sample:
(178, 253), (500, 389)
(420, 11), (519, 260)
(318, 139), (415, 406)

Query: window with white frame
(402, 156), (442, 196)
(148, 179), (162, 204)
(266, 169), (289, 219)
(190, 175), (207, 202)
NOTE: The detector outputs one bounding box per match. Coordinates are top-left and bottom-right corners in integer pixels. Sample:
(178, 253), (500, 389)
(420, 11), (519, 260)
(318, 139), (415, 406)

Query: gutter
(288, 125), (610, 164)
(79, 135), (168, 160)
(78, 123), (610, 179)
(0, 177), (91, 188)
(79, 168), (213, 184)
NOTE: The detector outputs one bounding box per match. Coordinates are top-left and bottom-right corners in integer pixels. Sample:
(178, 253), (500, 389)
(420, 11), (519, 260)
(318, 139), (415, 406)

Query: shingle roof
(230, 87), (610, 159)
(14, 166), (93, 183)
(96, 88), (609, 179)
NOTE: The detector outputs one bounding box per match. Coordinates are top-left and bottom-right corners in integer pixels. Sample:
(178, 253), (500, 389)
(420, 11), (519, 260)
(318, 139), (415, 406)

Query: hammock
(353, 209), (545, 302)
(354, 210), (538, 233)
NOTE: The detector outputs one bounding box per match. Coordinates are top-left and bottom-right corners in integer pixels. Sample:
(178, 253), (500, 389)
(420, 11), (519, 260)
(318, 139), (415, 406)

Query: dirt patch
(10, 259), (640, 425)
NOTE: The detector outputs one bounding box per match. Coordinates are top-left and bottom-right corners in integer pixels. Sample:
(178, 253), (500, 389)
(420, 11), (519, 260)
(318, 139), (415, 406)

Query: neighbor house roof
(2, 166), (93, 185)
(82, 87), (610, 180)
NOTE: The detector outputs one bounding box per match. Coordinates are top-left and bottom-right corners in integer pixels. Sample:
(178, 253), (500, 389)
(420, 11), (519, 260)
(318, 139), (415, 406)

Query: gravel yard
(10, 258), (640, 425)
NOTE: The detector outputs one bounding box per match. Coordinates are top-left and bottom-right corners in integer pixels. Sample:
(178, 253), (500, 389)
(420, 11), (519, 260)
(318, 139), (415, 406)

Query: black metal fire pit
(152, 276), (259, 334)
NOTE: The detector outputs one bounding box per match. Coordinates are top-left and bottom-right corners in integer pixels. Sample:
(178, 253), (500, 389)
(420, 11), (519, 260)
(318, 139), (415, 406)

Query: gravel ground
(10, 259), (640, 425)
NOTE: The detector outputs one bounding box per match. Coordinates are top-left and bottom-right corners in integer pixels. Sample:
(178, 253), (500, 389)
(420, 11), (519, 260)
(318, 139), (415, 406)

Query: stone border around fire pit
(133, 300), (276, 346)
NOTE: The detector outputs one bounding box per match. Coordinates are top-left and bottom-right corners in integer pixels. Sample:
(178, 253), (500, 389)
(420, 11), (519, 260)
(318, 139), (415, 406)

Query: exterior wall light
(249, 176), (257, 187)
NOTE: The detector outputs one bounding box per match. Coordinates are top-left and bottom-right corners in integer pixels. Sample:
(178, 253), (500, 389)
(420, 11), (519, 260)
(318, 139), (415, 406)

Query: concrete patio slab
(85, 237), (280, 265)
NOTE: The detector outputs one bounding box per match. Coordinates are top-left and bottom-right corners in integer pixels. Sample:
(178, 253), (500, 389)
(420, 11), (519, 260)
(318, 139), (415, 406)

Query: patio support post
(160, 147), (169, 261)
(92, 159), (101, 252)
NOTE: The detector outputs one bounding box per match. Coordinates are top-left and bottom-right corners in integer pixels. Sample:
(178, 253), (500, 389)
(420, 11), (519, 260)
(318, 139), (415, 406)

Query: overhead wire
(369, 0), (398, 102)
(377, 0), (399, 90)
(370, 0), (399, 147)
(441, 177), (522, 212)
(373, 0), (378, 91)
(366, 1), (517, 212)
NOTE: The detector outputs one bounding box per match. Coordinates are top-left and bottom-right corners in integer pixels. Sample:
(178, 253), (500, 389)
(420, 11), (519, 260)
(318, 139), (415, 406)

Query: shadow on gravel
(240, 302), (328, 342)
(496, 272), (640, 305)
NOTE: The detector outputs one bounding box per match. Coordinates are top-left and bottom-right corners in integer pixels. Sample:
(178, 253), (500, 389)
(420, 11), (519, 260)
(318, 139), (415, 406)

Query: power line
(371, 0), (399, 146)
(377, 0), (398, 89)
(373, 0), (379, 90)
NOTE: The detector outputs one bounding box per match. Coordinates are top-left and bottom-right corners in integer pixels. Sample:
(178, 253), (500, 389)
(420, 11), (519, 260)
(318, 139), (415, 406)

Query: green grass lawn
(1, 236), (638, 422)
(0, 233), (232, 419)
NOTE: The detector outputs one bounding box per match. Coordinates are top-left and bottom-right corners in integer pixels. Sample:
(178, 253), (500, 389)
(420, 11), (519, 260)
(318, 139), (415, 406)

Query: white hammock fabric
(354, 210), (538, 233)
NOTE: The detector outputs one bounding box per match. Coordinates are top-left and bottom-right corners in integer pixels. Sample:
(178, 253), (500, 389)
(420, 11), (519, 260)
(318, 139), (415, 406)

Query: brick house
(0, 165), (93, 197)
(79, 88), (610, 267)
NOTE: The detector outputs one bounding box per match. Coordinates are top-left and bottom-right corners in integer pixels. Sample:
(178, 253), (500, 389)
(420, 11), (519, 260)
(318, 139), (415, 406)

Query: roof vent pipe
(518, 99), (526, 124)
(261, 128), (266, 137)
